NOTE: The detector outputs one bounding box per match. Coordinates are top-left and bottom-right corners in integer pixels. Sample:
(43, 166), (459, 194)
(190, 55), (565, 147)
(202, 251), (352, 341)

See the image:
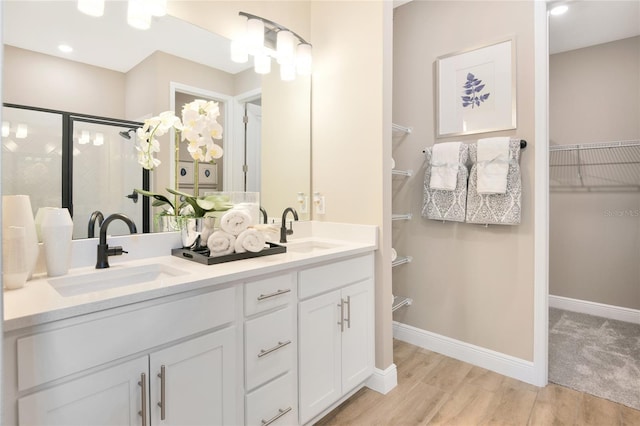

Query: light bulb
(79, 130), (90, 145)
(296, 43), (312, 76)
(128, 0), (151, 30)
(246, 18), (265, 54)
(276, 30), (296, 65)
(77, 0), (104, 17)
(15, 124), (28, 139)
(254, 52), (271, 74)
(93, 133), (104, 146)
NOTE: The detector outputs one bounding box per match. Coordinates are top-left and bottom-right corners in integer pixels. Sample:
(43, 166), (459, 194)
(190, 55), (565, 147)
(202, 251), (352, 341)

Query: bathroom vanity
(3, 222), (377, 426)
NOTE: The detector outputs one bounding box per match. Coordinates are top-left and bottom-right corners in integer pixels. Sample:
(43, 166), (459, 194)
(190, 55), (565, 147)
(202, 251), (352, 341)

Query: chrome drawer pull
(157, 365), (166, 420)
(257, 288), (291, 301)
(261, 407), (292, 425)
(138, 373), (147, 426)
(258, 340), (292, 358)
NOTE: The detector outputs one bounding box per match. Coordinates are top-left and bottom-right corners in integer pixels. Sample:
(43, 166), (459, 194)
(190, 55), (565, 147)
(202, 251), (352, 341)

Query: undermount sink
(285, 240), (342, 253)
(48, 264), (189, 297)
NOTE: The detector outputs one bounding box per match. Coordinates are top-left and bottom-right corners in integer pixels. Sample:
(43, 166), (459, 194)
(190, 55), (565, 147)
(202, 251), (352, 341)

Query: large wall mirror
(1, 0), (311, 239)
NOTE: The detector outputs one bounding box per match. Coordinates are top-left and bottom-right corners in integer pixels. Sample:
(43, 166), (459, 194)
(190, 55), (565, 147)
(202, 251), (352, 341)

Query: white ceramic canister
(34, 206), (57, 243)
(2, 195), (39, 279)
(2, 226), (29, 290)
(40, 208), (74, 277)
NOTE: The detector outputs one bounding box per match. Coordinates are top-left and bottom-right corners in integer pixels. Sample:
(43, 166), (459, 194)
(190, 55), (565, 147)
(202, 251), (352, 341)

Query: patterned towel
(466, 139), (522, 225)
(422, 144), (469, 223)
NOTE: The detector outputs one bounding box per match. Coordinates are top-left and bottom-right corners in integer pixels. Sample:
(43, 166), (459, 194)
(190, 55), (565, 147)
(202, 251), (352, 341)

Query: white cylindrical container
(2, 226), (29, 290)
(40, 208), (74, 277)
(34, 206), (57, 243)
(2, 195), (39, 278)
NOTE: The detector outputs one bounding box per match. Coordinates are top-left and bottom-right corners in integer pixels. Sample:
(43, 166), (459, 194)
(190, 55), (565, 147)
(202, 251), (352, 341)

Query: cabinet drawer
(244, 273), (295, 317)
(298, 254), (374, 299)
(245, 306), (294, 391)
(17, 287), (235, 391)
(246, 372), (296, 426)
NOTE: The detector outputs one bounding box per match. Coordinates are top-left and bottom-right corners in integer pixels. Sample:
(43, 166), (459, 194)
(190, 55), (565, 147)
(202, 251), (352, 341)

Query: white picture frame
(436, 38), (516, 137)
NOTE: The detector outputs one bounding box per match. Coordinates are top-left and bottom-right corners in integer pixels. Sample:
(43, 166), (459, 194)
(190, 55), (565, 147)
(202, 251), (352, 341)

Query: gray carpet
(549, 308), (640, 410)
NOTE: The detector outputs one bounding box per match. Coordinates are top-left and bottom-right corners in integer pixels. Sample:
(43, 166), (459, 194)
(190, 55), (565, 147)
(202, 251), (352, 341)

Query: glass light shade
(79, 131), (90, 145)
(2, 121), (9, 138)
(296, 43), (312, 76)
(15, 124), (28, 139)
(148, 0), (167, 17)
(246, 18), (265, 54)
(280, 62), (296, 81)
(231, 39), (249, 63)
(77, 0), (104, 17)
(93, 133), (104, 146)
(128, 0), (152, 30)
(276, 30), (296, 65)
(254, 52), (271, 74)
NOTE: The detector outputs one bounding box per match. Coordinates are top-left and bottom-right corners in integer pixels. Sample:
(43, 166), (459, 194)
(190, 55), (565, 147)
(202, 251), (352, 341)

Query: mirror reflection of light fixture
(93, 133), (104, 146)
(232, 11), (312, 81)
(79, 130), (91, 145)
(15, 124), (28, 139)
(77, 0), (104, 17)
(2, 121), (10, 138)
(77, 0), (166, 29)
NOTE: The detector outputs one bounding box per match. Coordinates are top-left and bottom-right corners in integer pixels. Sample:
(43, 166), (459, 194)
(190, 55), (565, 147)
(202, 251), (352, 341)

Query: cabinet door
(18, 356), (148, 426)
(149, 327), (237, 426)
(341, 279), (374, 392)
(298, 289), (342, 425)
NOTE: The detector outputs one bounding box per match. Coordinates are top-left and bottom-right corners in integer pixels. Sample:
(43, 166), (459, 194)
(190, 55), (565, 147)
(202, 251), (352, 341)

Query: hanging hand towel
(477, 137), (511, 194)
(429, 142), (462, 190)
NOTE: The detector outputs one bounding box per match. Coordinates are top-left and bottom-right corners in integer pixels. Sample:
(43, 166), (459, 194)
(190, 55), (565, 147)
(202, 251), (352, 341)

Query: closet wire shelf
(392, 296), (413, 312)
(550, 140), (640, 192)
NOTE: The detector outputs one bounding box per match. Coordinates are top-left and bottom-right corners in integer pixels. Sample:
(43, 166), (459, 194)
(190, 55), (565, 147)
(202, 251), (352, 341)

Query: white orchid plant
(134, 100), (231, 218)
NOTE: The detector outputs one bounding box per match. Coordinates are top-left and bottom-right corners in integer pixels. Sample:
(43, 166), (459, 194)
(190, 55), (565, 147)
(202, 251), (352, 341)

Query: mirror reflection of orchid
(461, 73), (490, 108)
(134, 99), (229, 220)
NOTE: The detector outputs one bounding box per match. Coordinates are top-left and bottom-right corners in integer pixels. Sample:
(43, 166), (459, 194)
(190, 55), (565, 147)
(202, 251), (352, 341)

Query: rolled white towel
(251, 224), (280, 243)
(235, 228), (266, 253)
(207, 231), (236, 257)
(219, 209), (252, 236)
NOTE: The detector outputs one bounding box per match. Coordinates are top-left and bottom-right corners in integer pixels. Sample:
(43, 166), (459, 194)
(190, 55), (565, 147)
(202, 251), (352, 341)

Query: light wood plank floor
(316, 339), (640, 426)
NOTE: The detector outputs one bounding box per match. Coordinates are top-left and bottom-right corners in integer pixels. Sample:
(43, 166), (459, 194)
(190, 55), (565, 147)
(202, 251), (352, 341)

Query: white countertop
(3, 222), (378, 331)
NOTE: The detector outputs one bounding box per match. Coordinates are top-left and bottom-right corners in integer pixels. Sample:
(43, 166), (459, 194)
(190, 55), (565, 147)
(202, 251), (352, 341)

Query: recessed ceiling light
(58, 44), (73, 53)
(550, 4), (569, 16)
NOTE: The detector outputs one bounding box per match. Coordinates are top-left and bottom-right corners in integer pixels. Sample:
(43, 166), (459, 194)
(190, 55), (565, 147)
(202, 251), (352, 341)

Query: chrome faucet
(280, 207), (299, 243)
(96, 213), (138, 269)
(87, 210), (104, 238)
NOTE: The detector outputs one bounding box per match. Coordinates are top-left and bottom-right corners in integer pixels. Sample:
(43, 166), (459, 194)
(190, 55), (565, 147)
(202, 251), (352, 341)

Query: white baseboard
(392, 322), (538, 386)
(365, 364), (397, 394)
(549, 295), (640, 325)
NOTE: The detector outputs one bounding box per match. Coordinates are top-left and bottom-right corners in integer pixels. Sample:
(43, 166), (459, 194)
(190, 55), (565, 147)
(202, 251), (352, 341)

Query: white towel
(207, 231), (236, 257)
(234, 228), (266, 254)
(252, 224), (280, 243)
(219, 209), (251, 236)
(477, 137), (510, 194)
(429, 142), (462, 190)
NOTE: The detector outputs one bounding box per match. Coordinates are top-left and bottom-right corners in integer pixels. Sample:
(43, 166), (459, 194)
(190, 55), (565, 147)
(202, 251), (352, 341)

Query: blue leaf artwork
(461, 73), (490, 109)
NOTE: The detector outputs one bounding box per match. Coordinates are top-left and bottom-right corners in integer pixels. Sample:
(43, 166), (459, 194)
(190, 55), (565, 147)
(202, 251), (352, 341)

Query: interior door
(70, 117), (144, 238)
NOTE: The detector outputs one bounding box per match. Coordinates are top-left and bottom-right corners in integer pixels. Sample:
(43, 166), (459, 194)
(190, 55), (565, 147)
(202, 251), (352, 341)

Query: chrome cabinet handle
(257, 288), (291, 301)
(337, 301), (344, 332)
(138, 373), (147, 426)
(258, 340), (292, 358)
(345, 296), (351, 329)
(261, 407), (292, 425)
(157, 365), (166, 420)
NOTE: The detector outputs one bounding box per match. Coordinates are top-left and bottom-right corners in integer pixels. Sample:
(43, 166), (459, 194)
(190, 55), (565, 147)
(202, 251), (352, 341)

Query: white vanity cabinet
(18, 328), (236, 426)
(298, 254), (375, 425)
(4, 286), (240, 426)
(244, 272), (298, 426)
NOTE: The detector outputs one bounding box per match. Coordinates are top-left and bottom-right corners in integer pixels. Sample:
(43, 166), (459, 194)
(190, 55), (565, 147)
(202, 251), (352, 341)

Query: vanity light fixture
(2, 121), (10, 138)
(93, 133), (105, 146)
(79, 130), (91, 145)
(78, 0), (166, 29)
(231, 11), (312, 81)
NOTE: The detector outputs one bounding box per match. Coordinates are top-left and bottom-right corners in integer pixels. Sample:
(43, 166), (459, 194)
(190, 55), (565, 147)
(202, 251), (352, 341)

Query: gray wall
(549, 36), (640, 310)
(392, 1), (536, 361)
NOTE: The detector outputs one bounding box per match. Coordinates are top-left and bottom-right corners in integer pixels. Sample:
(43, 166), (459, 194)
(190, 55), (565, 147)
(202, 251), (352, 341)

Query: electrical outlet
(297, 193), (309, 214)
(314, 195), (325, 215)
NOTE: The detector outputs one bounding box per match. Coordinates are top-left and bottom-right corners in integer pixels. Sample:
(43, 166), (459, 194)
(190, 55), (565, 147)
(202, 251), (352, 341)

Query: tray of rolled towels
(171, 208), (285, 265)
